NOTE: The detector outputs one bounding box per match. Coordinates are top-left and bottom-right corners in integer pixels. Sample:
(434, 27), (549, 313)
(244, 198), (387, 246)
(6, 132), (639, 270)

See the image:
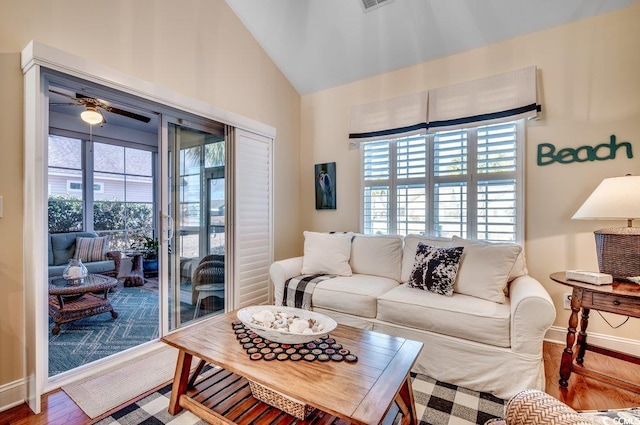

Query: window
(362, 121), (523, 242)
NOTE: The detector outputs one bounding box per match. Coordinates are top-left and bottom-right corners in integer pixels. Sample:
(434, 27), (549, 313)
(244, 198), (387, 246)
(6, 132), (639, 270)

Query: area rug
(62, 347), (179, 419)
(93, 371), (506, 425)
(49, 285), (197, 376)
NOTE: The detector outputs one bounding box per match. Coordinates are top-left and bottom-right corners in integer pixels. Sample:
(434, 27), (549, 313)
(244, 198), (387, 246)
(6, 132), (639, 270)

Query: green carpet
(48, 286), (196, 376)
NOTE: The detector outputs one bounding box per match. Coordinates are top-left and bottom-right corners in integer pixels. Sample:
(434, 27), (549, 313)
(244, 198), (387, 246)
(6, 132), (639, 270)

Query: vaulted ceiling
(225, 0), (639, 95)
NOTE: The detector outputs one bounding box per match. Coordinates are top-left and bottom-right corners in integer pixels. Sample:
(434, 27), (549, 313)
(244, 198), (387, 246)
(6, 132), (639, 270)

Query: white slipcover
(269, 234), (555, 399)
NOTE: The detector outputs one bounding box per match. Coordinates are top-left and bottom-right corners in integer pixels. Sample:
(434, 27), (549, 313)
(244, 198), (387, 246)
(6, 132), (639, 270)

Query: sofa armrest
(269, 256), (304, 306)
(105, 251), (123, 276)
(509, 275), (556, 356)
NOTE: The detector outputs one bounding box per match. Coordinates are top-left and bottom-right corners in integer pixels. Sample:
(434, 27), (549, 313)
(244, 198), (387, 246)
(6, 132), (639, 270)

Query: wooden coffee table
(48, 273), (118, 335)
(162, 310), (423, 424)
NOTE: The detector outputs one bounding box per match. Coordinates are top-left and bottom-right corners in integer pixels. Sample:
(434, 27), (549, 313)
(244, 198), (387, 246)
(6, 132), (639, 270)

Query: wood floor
(3, 341), (640, 424)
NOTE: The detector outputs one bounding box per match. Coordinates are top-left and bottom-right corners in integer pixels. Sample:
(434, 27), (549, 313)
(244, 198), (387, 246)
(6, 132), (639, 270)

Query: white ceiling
(225, 0), (638, 95)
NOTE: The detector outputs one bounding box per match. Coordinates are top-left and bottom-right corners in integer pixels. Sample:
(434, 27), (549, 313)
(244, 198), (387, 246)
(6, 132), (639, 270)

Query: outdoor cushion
(74, 236), (109, 262)
(48, 260), (115, 277)
(48, 234), (54, 266)
(377, 284), (511, 347)
(50, 231), (99, 266)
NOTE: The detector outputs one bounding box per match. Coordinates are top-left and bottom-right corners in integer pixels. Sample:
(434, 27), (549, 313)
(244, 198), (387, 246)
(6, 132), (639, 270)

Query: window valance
(348, 66), (540, 144)
(348, 91), (428, 147)
(427, 66), (540, 132)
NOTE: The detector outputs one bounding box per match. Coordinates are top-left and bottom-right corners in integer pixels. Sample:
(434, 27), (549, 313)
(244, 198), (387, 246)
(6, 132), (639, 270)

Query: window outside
(47, 135), (155, 250)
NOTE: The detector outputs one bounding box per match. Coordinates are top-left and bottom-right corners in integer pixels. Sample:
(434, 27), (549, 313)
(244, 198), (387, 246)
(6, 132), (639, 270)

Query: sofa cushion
(401, 234), (452, 282)
(50, 231), (98, 266)
(312, 274), (399, 318)
(49, 260), (115, 277)
(408, 244), (464, 296)
(509, 249), (528, 282)
(301, 231), (354, 276)
(452, 236), (522, 304)
(377, 284), (511, 347)
(74, 236), (109, 262)
(350, 234), (403, 281)
(48, 234), (54, 266)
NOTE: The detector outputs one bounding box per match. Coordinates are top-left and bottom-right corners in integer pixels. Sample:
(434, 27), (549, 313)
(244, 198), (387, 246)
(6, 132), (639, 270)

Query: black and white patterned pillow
(409, 243), (464, 296)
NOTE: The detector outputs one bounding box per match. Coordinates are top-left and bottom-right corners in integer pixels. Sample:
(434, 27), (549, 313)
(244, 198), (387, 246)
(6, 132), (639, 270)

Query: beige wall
(0, 53), (25, 390)
(0, 0), (301, 389)
(300, 5), (640, 338)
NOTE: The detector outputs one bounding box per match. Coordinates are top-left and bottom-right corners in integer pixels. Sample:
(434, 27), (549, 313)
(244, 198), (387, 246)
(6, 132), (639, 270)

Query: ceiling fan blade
(50, 102), (81, 107)
(52, 90), (151, 124)
(104, 106), (151, 123)
(50, 89), (80, 102)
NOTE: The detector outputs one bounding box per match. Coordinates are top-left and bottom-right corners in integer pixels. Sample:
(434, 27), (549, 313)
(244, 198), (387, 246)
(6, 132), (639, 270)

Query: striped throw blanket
(282, 274), (336, 310)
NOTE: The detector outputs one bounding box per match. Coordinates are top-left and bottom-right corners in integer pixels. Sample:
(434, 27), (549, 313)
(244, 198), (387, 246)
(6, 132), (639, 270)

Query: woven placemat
(231, 321), (357, 362)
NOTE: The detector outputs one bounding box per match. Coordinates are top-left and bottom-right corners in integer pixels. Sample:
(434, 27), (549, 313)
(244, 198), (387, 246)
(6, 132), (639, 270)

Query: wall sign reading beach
(537, 135), (633, 166)
(315, 162), (336, 210)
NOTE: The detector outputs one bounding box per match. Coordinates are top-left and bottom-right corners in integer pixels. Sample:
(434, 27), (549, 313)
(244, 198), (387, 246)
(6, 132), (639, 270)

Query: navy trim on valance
(428, 103), (541, 130)
(348, 122), (428, 140)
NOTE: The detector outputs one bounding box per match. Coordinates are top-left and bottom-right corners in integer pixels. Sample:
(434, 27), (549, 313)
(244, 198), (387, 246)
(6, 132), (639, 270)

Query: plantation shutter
(431, 122), (520, 242)
(233, 129), (273, 308)
(363, 140), (391, 234)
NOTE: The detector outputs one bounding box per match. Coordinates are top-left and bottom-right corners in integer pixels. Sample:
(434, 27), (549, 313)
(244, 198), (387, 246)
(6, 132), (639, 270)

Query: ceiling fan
(49, 89), (151, 125)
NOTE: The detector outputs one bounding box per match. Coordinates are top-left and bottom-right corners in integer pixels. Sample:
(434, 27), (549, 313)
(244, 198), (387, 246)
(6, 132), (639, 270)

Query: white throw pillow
(350, 234), (403, 281)
(401, 234), (452, 282)
(451, 236), (522, 304)
(301, 231), (354, 276)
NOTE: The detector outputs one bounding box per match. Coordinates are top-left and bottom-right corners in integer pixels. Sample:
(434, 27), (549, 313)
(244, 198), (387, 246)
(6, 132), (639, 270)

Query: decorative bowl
(237, 305), (337, 344)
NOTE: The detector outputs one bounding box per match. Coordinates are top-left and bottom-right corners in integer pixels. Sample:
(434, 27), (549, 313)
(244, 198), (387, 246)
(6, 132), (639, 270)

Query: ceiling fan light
(80, 106), (103, 125)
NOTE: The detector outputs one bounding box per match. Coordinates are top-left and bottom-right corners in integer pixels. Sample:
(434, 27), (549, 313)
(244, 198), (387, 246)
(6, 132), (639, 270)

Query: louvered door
(232, 129), (273, 308)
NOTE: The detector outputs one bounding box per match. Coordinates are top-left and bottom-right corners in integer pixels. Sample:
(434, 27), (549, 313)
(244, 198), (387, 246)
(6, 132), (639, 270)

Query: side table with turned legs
(550, 272), (640, 392)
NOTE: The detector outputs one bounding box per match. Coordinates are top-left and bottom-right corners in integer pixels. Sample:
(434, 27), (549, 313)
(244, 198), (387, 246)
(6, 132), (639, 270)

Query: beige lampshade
(572, 175), (640, 222)
(572, 174), (640, 280)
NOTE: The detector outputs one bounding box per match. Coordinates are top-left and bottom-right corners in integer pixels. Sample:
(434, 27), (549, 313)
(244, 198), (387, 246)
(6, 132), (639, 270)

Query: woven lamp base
(594, 227), (640, 280)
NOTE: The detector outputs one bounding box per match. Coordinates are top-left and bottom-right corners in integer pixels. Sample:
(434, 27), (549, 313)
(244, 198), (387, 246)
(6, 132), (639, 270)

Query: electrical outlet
(563, 293), (572, 310)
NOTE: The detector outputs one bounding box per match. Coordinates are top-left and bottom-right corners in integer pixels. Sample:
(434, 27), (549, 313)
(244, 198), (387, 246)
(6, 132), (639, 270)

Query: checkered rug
(411, 373), (505, 425)
(93, 372), (505, 425)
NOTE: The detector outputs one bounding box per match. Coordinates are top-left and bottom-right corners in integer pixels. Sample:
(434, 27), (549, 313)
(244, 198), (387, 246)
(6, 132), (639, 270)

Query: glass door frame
(160, 116), (228, 335)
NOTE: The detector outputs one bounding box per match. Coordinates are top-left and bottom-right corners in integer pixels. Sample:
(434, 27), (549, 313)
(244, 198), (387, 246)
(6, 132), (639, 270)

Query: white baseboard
(545, 325), (640, 357)
(0, 379), (25, 413)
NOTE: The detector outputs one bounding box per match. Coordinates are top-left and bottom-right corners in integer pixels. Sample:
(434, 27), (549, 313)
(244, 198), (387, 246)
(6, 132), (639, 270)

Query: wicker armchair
(191, 255), (225, 306)
(489, 389), (640, 425)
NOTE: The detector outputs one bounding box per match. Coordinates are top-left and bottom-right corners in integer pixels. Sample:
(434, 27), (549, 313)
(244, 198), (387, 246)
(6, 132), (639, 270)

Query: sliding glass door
(165, 121), (226, 330)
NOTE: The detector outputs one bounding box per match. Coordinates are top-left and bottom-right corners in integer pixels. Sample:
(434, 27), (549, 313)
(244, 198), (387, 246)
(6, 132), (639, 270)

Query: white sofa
(270, 232), (556, 400)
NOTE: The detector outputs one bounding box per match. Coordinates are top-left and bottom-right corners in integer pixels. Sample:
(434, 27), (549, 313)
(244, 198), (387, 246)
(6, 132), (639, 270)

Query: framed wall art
(315, 162), (336, 210)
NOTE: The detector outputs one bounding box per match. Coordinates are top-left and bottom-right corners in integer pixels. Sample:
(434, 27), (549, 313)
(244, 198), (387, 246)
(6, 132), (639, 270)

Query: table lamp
(572, 174), (640, 281)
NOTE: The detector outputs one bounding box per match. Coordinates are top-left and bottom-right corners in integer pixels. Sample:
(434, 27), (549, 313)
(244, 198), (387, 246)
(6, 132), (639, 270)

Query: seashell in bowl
(237, 305), (337, 344)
